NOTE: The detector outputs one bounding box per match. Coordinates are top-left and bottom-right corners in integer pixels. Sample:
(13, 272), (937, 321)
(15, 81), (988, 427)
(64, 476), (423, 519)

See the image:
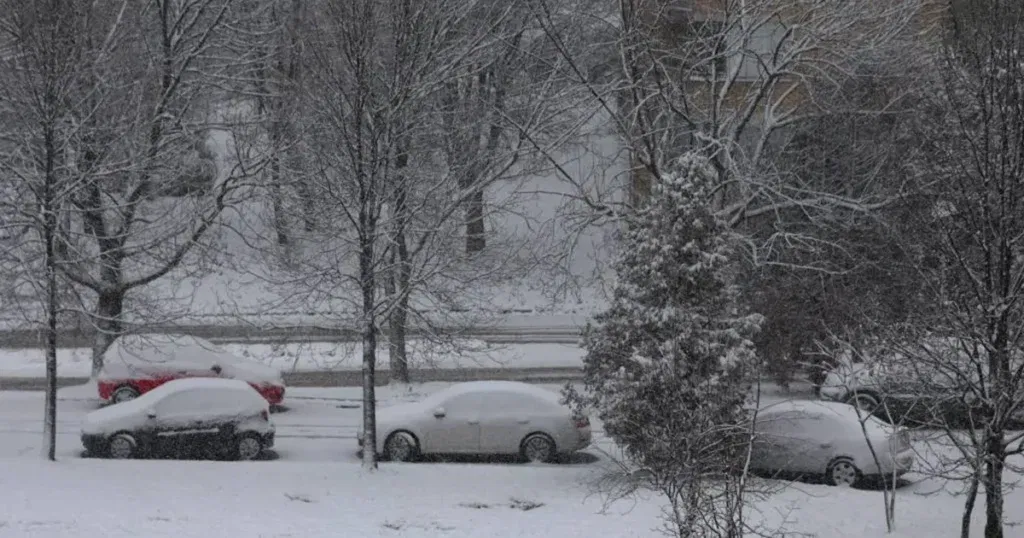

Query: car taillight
(574, 416), (590, 429)
(261, 409), (269, 421)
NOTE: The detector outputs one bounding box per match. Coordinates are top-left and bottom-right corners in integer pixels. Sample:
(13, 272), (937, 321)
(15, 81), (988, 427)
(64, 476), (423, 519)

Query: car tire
(234, 433), (264, 461)
(520, 433), (556, 464)
(383, 431), (419, 462)
(826, 457), (861, 487)
(108, 432), (137, 459)
(111, 385), (140, 404)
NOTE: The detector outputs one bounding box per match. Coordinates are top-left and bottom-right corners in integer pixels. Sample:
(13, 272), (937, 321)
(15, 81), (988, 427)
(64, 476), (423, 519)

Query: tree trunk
(90, 291), (124, 379)
(961, 469), (980, 538)
(465, 188), (485, 253)
(43, 231), (58, 462)
(42, 125), (58, 462)
(359, 230), (378, 471)
(388, 262), (410, 383)
(295, 177), (316, 233)
(270, 153), (289, 247)
(983, 432), (1006, 538)
(388, 140), (411, 383)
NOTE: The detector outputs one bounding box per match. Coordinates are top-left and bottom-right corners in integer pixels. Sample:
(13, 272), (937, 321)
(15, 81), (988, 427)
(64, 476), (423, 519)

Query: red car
(96, 334), (286, 405)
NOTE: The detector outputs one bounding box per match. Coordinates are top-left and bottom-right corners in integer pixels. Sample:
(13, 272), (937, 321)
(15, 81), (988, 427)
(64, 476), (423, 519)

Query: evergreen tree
(567, 152), (762, 537)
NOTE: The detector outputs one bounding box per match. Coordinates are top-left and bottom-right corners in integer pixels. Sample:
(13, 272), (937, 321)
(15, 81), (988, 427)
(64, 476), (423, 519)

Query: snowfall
(0, 152), (1020, 536)
(0, 341), (587, 378)
(0, 380), (1021, 538)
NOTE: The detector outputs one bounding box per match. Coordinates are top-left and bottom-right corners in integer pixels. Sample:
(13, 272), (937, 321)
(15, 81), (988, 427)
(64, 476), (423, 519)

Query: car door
(787, 413), (842, 474)
(478, 391), (546, 454)
(755, 411), (831, 475)
(152, 390), (224, 456)
(751, 412), (800, 473)
(422, 392), (483, 454)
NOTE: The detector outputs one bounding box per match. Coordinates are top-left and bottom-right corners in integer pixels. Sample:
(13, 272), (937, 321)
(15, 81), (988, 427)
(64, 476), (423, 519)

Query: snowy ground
(0, 341), (587, 378)
(1, 384), (1023, 537)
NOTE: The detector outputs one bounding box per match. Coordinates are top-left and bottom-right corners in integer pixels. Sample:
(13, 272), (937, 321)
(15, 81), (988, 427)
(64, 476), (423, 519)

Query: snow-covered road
(0, 384), (618, 463)
(0, 379), (810, 463)
(3, 384), (1023, 538)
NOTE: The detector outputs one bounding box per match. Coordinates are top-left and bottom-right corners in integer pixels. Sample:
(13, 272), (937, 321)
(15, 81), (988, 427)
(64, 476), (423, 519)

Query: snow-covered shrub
(566, 152), (763, 537)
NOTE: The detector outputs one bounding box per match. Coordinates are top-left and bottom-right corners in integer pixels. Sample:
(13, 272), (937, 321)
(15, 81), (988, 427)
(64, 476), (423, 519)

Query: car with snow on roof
(357, 381), (592, 463)
(750, 400), (915, 487)
(97, 333), (286, 406)
(818, 338), (1024, 428)
(81, 377), (275, 460)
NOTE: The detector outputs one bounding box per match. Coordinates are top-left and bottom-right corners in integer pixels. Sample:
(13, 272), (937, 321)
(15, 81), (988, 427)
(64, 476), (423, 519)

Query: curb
(0, 367), (586, 391)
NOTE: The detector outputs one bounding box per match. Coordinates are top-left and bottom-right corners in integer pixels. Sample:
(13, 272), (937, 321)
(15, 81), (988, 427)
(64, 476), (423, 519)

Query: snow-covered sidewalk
(0, 443), (1020, 538)
(0, 383), (1021, 537)
(0, 341), (586, 378)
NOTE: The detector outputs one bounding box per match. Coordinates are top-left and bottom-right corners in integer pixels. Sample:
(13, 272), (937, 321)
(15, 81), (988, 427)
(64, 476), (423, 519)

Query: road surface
(0, 323), (583, 348)
(0, 366), (585, 391)
(0, 386), (611, 463)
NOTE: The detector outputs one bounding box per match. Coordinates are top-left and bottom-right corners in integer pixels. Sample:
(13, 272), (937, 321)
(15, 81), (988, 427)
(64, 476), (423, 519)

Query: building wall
(625, 0), (947, 203)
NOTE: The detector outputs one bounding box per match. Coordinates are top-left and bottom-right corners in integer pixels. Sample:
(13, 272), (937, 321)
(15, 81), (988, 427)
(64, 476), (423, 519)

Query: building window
(660, 9), (729, 80)
(686, 19), (729, 79)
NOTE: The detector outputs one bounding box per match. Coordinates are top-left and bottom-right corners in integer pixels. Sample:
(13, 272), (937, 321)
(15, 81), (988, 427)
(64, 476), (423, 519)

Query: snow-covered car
(357, 381), (592, 463)
(750, 400), (914, 487)
(81, 377), (276, 460)
(818, 359), (902, 412)
(97, 333), (286, 405)
(819, 343), (1024, 428)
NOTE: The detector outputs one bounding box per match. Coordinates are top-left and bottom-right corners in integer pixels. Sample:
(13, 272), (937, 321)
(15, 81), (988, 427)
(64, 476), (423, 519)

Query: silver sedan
(357, 381), (592, 463)
(750, 400), (914, 486)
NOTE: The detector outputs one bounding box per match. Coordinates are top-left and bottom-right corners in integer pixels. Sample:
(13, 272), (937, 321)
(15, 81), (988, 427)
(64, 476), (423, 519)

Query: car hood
(81, 400), (149, 434)
(376, 402), (426, 426)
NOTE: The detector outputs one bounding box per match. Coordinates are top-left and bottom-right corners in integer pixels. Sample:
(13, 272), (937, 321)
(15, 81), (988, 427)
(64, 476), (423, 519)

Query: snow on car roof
(757, 397), (851, 416)
(428, 381), (564, 405)
(82, 377), (264, 429)
(100, 333), (284, 384)
(105, 333), (234, 367)
(755, 399), (895, 439)
(758, 400), (870, 421)
(758, 400), (893, 429)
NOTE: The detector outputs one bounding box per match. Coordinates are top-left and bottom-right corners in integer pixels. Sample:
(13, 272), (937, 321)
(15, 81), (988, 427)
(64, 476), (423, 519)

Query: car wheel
(848, 392), (880, 415)
(108, 433), (137, 459)
(235, 434), (263, 461)
(520, 433), (556, 463)
(111, 386), (140, 404)
(826, 457), (861, 487)
(383, 432), (419, 462)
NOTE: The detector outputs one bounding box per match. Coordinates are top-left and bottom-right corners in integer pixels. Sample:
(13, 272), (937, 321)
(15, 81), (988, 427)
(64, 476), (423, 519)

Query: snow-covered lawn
(0, 341), (587, 378)
(0, 385), (1022, 537)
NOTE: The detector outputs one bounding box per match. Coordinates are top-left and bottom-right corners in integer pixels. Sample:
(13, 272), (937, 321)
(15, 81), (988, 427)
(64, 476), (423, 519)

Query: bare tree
(526, 0), (923, 252)
(745, 44), (931, 387)
(296, 0), (495, 469)
(40, 0), (254, 378)
(870, 3), (1024, 535)
(226, 0), (312, 251)
(278, 0), (583, 468)
(0, 0), (109, 460)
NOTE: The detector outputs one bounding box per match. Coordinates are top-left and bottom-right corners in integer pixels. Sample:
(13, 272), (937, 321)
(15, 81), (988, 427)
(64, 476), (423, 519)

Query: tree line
(2, 0), (1024, 536)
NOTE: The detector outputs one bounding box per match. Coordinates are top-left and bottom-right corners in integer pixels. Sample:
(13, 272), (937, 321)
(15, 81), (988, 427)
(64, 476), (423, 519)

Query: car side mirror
(433, 407), (446, 418)
(146, 408), (157, 419)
